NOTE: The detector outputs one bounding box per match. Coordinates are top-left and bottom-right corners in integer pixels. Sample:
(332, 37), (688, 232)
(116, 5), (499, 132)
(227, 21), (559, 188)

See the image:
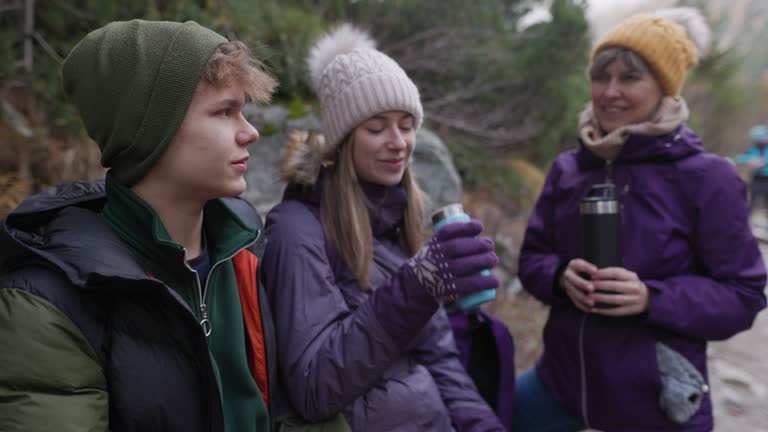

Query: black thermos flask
(580, 183), (622, 308)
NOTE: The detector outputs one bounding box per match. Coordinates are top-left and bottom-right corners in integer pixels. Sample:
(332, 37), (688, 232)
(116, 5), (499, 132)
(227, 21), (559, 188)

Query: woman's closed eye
(364, 121), (386, 134)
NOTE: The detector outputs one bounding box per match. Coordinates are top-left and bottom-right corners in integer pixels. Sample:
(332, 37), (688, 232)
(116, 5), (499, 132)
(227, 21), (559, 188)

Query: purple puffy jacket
(262, 181), (504, 432)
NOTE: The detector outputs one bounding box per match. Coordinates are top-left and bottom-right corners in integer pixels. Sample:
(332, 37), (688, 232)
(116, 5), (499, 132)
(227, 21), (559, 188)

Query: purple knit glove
(407, 220), (499, 303)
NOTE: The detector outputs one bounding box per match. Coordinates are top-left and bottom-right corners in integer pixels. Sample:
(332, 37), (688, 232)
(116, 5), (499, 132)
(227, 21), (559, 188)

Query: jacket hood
(0, 181), (150, 289)
(0, 180), (264, 291)
(577, 124), (704, 170)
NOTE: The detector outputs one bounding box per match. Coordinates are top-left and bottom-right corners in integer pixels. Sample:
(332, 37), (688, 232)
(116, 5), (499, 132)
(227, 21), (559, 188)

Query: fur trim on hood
(281, 130), (335, 184)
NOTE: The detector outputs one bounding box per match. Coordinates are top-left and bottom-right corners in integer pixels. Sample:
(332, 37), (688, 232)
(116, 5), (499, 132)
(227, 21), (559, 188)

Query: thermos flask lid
(432, 203), (466, 225)
(580, 200), (618, 215)
(580, 183), (619, 215)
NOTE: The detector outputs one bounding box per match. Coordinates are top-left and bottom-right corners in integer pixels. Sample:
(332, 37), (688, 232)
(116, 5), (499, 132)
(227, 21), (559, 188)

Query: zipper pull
(605, 159), (614, 184)
(200, 303), (212, 337)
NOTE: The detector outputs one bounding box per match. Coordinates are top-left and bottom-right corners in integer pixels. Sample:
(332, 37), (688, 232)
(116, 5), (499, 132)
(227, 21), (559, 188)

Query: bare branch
(33, 31), (64, 63)
(427, 112), (540, 148)
(424, 79), (526, 109)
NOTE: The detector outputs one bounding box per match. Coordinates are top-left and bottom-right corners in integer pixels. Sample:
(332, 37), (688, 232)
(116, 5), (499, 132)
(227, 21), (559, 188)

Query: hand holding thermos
(559, 184), (650, 316)
(407, 204), (499, 304)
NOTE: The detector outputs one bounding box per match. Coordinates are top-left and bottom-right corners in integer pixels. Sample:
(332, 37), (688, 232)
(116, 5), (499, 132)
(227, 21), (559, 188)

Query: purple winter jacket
(262, 182), (504, 432)
(519, 125), (767, 431)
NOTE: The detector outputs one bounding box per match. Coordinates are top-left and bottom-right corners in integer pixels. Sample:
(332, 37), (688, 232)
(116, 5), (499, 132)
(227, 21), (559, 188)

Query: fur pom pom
(654, 7), (711, 57)
(281, 130), (336, 184)
(307, 24), (376, 91)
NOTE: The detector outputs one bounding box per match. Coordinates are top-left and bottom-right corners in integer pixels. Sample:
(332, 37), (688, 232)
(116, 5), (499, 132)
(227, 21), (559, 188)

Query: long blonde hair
(320, 133), (426, 289)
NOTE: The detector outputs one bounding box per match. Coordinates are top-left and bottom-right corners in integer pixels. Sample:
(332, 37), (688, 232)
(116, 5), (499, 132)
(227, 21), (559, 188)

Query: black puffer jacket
(0, 181), (277, 432)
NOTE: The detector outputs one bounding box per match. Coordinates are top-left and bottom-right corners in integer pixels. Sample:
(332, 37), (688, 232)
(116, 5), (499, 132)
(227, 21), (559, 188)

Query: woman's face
(351, 111), (416, 186)
(590, 59), (663, 133)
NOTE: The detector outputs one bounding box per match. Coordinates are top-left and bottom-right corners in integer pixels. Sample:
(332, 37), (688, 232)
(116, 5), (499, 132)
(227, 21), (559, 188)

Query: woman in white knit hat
(516, 7), (766, 432)
(261, 25), (506, 431)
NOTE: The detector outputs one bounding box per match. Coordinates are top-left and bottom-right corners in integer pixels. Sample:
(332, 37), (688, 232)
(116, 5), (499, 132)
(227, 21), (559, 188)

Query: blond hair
(202, 41), (278, 103)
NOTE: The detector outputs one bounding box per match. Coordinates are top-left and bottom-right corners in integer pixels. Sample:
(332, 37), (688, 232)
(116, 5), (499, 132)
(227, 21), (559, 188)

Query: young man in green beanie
(0, 20), (280, 431)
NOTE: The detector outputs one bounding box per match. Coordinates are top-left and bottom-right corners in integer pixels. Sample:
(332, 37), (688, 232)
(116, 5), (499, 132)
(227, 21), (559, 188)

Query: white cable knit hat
(307, 24), (423, 150)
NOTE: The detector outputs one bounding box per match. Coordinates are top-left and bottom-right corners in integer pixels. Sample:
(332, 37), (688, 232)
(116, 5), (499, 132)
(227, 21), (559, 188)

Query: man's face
(145, 81), (258, 201)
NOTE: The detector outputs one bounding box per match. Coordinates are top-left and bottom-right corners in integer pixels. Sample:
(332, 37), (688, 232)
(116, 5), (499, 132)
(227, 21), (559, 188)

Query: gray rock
(411, 129), (462, 216)
(243, 132), (286, 216)
(286, 113), (322, 132)
(245, 104), (289, 130)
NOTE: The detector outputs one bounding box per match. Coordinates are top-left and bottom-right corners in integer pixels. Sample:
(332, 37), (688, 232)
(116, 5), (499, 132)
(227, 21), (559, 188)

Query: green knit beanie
(62, 20), (228, 186)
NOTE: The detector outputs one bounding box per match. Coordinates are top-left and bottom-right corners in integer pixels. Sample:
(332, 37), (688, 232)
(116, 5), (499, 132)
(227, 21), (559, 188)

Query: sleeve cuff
(552, 260), (569, 299)
(451, 405), (505, 432)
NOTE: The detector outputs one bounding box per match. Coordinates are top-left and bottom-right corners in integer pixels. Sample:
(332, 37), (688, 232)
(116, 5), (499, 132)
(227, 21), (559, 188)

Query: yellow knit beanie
(592, 8), (711, 96)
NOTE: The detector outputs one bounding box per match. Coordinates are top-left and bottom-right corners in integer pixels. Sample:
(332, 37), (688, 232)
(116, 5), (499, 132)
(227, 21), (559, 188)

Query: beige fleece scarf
(578, 96), (690, 160)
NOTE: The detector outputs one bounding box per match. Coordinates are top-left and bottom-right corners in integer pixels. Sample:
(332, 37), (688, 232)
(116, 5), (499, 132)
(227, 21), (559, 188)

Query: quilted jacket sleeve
(645, 156), (767, 340)
(518, 160), (572, 306)
(261, 201), (439, 421)
(0, 287), (109, 432)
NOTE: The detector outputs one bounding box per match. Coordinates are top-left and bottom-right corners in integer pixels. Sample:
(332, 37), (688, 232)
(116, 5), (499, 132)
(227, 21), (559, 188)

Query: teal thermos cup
(431, 203), (496, 310)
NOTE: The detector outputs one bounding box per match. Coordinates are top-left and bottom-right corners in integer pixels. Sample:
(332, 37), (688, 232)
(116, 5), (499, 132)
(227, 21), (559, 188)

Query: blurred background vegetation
(2, 0), (766, 216)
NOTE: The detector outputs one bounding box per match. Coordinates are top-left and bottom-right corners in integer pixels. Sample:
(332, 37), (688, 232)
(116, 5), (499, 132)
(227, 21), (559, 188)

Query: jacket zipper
(577, 157), (617, 428)
(183, 228), (261, 338)
(578, 158), (615, 428)
(183, 258), (212, 337)
(579, 313), (590, 428)
(605, 159), (614, 184)
(183, 228), (262, 432)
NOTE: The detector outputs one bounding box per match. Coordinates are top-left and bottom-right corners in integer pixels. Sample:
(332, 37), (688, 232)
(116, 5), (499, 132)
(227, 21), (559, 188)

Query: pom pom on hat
(653, 7), (711, 57)
(307, 24), (377, 92)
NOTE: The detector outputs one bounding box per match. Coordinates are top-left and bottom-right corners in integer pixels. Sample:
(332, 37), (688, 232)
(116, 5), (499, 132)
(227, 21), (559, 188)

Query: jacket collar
(100, 174), (260, 270)
(284, 169), (408, 238)
(0, 176), (260, 289)
(361, 181), (407, 238)
(576, 124), (704, 170)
